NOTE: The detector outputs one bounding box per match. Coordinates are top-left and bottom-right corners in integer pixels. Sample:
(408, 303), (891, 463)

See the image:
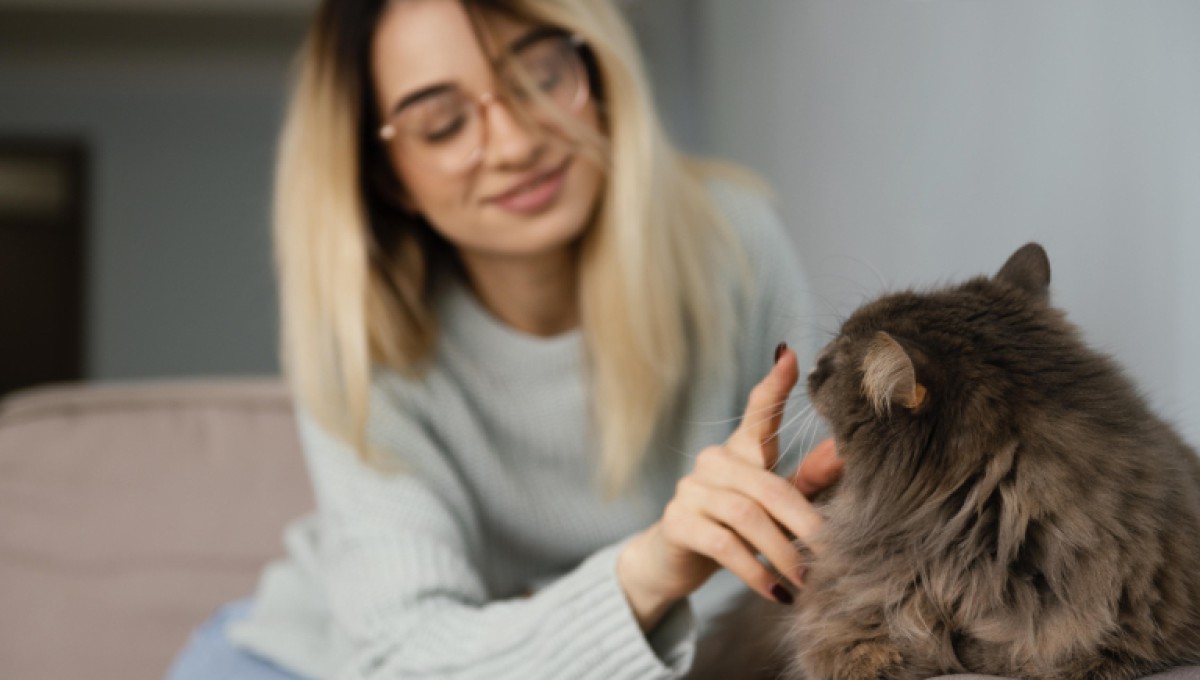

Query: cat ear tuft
(995, 242), (1051, 299)
(861, 332), (928, 415)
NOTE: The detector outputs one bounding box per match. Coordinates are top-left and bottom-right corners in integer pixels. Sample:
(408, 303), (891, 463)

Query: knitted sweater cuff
(546, 540), (697, 679)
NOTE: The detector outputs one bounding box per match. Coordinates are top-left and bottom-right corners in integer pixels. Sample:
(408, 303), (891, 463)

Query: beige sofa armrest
(0, 379), (314, 680)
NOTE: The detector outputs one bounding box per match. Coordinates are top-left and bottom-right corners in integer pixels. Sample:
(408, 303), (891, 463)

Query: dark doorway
(0, 139), (87, 397)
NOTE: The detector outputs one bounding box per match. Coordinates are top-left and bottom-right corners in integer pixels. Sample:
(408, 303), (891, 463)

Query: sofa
(1, 379), (1196, 680)
(0, 379), (313, 680)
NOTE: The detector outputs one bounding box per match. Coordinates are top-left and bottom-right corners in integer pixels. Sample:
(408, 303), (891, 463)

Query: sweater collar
(435, 273), (583, 377)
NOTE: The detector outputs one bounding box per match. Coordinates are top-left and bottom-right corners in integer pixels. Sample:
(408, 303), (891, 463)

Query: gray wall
(694, 0), (1200, 447)
(623, 0), (705, 151)
(0, 10), (306, 379)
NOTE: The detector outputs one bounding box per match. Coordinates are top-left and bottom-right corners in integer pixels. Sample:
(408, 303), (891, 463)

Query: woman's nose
(480, 95), (544, 169)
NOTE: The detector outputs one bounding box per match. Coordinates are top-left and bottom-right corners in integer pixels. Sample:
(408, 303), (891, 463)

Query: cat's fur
(693, 244), (1200, 680)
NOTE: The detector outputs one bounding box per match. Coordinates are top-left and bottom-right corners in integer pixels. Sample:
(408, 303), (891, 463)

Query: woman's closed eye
(412, 93), (470, 143)
(523, 58), (564, 94)
(422, 113), (468, 143)
(506, 34), (576, 101)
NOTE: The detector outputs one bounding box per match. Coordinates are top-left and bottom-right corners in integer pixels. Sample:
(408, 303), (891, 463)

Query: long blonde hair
(275, 0), (753, 493)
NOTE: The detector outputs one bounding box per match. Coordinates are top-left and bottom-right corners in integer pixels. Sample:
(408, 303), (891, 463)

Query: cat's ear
(995, 242), (1051, 300)
(861, 331), (928, 415)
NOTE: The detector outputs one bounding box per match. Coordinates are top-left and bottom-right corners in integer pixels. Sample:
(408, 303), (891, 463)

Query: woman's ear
(369, 156), (421, 215)
(390, 186), (419, 215)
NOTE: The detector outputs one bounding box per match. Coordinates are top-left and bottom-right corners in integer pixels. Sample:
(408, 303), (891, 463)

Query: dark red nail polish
(771, 583), (794, 605)
(774, 342), (788, 364)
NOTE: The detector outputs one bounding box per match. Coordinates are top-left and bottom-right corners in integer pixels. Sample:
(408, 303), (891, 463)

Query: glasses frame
(377, 32), (590, 175)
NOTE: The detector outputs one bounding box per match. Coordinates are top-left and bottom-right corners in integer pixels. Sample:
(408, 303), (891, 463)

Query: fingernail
(774, 342), (788, 364)
(770, 583), (794, 605)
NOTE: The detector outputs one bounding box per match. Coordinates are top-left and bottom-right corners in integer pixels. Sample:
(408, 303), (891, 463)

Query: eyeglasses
(378, 31), (590, 175)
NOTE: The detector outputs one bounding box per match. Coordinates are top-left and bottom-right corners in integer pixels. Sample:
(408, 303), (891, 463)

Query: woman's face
(371, 0), (605, 264)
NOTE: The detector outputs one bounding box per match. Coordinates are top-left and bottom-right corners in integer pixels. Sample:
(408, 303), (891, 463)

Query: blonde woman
(167, 0), (841, 678)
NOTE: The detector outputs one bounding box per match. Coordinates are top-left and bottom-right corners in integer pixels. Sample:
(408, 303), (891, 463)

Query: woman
(168, 0), (841, 678)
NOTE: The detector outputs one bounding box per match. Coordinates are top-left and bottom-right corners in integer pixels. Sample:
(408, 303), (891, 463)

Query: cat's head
(806, 243), (1063, 472)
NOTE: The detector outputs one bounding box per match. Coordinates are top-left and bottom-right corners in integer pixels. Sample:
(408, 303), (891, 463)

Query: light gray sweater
(229, 182), (817, 679)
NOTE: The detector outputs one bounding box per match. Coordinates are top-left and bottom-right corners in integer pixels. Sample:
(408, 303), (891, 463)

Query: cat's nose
(808, 349), (834, 389)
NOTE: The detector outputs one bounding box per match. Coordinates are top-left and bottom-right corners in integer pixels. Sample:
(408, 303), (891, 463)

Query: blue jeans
(165, 599), (309, 680)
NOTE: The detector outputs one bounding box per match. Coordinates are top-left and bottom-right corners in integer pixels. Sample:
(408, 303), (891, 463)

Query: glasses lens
(393, 88), (484, 173)
(508, 34), (587, 113)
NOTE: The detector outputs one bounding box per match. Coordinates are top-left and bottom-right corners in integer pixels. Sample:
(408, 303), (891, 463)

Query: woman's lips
(488, 159), (571, 215)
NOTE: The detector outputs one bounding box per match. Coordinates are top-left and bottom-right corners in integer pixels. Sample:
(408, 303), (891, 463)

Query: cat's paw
(831, 642), (904, 680)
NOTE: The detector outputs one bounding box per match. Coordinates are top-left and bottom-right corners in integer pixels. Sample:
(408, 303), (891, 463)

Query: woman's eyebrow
(389, 83), (455, 119)
(385, 26), (561, 119)
(504, 25), (560, 56)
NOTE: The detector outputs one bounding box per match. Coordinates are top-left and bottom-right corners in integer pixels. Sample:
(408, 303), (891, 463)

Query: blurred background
(0, 0), (1197, 445)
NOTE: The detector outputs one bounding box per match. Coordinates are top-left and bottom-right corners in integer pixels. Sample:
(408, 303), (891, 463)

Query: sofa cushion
(0, 379), (313, 680)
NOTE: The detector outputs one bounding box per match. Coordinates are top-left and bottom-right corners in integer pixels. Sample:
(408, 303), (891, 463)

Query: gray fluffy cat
(693, 244), (1200, 679)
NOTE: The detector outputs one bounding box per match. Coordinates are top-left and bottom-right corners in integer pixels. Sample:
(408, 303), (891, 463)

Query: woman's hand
(617, 345), (843, 632)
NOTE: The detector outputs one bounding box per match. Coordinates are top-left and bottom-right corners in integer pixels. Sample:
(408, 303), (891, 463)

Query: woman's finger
(727, 345), (800, 467)
(792, 438), (843, 498)
(664, 506), (793, 605)
(693, 447), (825, 553)
(689, 485), (806, 588)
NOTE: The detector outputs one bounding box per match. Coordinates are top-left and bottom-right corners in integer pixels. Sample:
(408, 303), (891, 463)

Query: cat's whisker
(787, 414), (816, 467)
(690, 396), (797, 427)
(855, 257), (890, 295)
(762, 403), (812, 446)
(669, 402), (815, 466)
(781, 407), (821, 469)
(821, 254), (891, 296)
(774, 415), (810, 473)
(736, 393), (814, 436)
(802, 407), (826, 459)
(767, 405), (818, 473)
(810, 295), (849, 331)
(800, 409), (820, 454)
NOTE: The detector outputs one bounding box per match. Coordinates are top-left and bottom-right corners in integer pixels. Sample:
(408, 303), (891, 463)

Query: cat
(691, 243), (1200, 680)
